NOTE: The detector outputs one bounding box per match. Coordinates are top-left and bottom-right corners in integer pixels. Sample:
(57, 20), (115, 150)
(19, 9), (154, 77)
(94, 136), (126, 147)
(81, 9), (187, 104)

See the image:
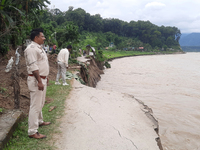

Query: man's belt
(28, 74), (47, 79)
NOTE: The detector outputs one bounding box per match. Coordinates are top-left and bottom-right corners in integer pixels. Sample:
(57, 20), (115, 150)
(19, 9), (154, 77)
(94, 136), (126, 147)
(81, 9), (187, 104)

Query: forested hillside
(0, 1), (182, 55)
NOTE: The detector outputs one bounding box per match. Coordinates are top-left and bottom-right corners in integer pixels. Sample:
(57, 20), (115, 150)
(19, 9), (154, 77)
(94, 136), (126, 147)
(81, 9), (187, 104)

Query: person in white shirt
(24, 28), (51, 139)
(55, 45), (72, 86)
(44, 45), (48, 53)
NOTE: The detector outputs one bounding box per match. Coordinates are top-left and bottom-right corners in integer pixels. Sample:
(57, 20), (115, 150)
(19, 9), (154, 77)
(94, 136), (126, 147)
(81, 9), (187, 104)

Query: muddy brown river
(96, 53), (200, 150)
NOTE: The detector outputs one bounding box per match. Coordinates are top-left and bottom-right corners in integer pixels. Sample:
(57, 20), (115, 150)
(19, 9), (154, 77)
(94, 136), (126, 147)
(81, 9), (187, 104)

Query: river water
(96, 53), (200, 150)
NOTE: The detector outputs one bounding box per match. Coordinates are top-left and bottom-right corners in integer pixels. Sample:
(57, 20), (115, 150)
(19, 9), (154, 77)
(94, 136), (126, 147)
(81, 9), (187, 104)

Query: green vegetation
(38, 7), (182, 52)
(103, 50), (155, 59)
(104, 61), (111, 68)
(0, 87), (7, 93)
(0, 2), (182, 56)
(0, 0), (50, 55)
(5, 80), (71, 150)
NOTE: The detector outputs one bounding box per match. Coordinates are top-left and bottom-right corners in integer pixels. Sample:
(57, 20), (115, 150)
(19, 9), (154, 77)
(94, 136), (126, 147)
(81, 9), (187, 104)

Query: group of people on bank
(24, 28), (72, 139)
(43, 44), (57, 54)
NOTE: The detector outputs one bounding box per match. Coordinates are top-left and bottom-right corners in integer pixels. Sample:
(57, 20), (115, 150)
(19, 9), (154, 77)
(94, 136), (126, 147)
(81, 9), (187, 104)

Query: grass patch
(103, 50), (155, 59)
(102, 50), (183, 60)
(5, 80), (71, 150)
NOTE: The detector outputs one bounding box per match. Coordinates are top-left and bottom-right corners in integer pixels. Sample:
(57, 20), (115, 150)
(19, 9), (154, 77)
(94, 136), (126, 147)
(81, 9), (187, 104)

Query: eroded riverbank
(53, 80), (161, 150)
(96, 53), (200, 150)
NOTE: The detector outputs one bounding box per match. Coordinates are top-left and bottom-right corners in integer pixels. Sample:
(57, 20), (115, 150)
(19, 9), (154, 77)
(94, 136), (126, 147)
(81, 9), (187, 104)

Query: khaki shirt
(24, 41), (49, 76)
(57, 48), (69, 67)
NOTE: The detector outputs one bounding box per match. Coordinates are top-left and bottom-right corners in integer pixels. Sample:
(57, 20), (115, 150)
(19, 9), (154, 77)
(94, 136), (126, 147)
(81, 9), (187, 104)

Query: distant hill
(179, 33), (200, 46)
(180, 33), (189, 39)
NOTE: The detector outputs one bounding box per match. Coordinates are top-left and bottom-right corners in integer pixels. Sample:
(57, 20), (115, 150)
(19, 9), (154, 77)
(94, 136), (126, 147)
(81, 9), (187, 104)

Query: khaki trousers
(27, 76), (47, 135)
(56, 61), (66, 84)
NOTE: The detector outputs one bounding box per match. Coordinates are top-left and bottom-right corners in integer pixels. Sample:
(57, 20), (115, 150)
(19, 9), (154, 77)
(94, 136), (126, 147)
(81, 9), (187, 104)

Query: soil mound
(80, 56), (104, 88)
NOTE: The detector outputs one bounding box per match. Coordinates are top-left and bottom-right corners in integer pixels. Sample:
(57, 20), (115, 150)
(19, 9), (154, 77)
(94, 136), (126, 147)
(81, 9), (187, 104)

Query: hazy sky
(48, 0), (200, 33)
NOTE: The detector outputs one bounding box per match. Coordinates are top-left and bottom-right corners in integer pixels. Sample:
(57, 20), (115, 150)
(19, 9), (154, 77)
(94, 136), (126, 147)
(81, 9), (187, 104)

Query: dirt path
(53, 80), (159, 150)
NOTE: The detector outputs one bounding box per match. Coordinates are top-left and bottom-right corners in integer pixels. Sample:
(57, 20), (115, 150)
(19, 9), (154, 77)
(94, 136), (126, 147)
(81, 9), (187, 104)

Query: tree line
(0, 0), (50, 55)
(0, 2), (182, 56)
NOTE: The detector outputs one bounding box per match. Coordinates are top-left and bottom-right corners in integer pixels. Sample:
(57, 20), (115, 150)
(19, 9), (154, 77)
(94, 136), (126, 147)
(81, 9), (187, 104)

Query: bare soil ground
(0, 49), (59, 116)
(0, 48), (104, 119)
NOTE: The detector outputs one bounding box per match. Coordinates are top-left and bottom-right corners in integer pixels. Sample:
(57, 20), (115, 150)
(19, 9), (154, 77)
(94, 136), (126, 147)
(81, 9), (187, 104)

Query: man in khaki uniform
(55, 45), (72, 86)
(24, 28), (51, 139)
